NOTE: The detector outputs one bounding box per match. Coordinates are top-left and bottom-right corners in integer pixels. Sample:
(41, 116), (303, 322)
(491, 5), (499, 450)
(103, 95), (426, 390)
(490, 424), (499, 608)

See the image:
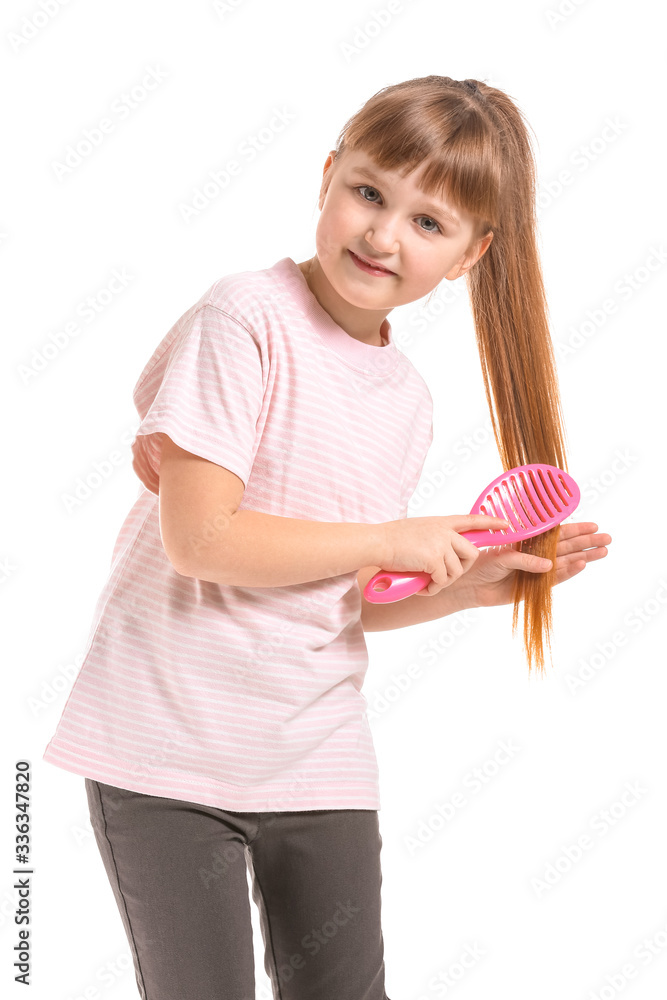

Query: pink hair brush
(364, 463), (580, 604)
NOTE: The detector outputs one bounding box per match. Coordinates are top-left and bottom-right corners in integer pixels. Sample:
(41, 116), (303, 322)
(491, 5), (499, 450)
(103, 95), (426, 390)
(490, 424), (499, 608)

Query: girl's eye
(357, 184), (382, 204)
(355, 186), (442, 234)
(416, 216), (441, 234)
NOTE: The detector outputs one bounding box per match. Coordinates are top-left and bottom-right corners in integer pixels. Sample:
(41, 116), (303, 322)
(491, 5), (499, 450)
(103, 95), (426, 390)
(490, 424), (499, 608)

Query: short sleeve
(131, 304), (266, 496)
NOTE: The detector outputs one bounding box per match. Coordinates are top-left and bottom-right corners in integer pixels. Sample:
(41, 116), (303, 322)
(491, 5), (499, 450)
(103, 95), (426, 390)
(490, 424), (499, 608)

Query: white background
(3, 0), (666, 998)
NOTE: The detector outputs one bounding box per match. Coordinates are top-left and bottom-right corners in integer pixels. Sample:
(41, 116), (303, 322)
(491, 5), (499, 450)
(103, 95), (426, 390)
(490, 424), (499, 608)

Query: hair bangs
(334, 82), (504, 236)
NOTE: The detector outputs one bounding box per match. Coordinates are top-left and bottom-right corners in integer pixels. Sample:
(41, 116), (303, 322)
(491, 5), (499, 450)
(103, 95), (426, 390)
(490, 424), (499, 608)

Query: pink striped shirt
(42, 256), (433, 811)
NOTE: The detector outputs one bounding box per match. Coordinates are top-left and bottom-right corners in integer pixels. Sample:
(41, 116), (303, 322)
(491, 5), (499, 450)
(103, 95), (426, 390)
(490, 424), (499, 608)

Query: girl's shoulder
(132, 263), (279, 401)
(200, 258), (294, 338)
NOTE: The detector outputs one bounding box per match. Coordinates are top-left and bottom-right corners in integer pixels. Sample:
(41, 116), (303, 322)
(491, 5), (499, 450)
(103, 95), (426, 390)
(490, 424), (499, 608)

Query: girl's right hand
(379, 514), (510, 597)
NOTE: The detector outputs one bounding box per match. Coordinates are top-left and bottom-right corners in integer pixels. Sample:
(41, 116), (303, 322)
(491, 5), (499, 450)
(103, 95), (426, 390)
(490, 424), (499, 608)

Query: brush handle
(363, 464), (579, 605)
(363, 571), (433, 603)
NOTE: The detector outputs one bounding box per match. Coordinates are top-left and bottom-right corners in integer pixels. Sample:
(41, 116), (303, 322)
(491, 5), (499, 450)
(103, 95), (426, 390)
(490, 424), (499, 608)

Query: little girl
(43, 75), (610, 1000)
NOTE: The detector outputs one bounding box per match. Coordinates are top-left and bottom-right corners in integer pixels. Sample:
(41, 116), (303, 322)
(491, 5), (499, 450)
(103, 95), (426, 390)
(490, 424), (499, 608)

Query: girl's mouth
(348, 249), (396, 276)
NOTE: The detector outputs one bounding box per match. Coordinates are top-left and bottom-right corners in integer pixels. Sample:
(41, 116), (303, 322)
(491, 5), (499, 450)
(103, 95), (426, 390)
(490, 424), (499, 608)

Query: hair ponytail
(333, 75), (571, 674)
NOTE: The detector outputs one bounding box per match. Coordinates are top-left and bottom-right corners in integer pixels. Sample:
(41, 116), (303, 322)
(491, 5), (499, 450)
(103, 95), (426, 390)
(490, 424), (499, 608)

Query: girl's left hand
(454, 521), (612, 609)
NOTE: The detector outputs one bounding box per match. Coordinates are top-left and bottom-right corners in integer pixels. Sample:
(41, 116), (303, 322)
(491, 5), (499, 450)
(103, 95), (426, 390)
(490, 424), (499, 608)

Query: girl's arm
(159, 435), (385, 588)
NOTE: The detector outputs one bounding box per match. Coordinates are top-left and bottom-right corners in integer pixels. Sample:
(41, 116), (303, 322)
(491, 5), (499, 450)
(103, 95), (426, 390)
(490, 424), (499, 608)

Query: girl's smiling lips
(348, 249), (397, 275)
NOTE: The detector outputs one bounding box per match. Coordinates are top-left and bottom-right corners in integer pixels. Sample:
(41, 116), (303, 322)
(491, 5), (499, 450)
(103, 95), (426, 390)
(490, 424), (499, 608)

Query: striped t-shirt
(42, 256), (433, 811)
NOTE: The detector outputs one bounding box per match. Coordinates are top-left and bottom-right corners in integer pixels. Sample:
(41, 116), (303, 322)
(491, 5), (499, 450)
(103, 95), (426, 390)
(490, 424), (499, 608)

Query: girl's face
(311, 147), (493, 316)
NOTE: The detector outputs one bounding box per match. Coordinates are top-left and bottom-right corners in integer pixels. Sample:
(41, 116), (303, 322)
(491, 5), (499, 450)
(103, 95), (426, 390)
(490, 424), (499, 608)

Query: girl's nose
(364, 229), (399, 254)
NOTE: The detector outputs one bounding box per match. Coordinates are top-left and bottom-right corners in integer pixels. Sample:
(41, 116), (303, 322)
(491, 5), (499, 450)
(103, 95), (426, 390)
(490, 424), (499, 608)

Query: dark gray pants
(85, 779), (391, 1000)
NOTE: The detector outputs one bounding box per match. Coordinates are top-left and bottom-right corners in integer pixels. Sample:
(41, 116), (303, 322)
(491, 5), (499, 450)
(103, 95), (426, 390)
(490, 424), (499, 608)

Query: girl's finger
(516, 542), (609, 575)
(556, 533), (611, 558)
(558, 521), (598, 535)
(557, 545), (608, 568)
(556, 522), (604, 544)
(553, 559), (587, 585)
(504, 552), (554, 573)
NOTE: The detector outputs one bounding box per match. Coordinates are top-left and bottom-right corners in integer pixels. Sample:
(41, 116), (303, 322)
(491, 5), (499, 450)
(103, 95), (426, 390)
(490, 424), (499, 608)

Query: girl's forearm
(180, 508), (386, 588)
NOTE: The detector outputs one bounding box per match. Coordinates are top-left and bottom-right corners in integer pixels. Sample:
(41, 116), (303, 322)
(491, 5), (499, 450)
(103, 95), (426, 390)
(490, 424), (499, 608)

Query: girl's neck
(296, 256), (388, 348)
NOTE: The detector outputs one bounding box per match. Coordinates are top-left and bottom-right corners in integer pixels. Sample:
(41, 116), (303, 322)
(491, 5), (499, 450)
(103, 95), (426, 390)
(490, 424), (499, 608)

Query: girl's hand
(380, 512), (511, 597)
(448, 522), (612, 609)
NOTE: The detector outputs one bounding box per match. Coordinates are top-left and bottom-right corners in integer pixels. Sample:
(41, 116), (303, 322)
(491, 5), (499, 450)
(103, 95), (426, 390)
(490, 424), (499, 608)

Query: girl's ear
(318, 149), (339, 209)
(446, 231), (494, 280)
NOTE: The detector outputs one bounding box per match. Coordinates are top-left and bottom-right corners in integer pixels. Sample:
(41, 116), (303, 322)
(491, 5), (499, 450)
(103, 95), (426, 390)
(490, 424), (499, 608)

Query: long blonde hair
(333, 75), (569, 675)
